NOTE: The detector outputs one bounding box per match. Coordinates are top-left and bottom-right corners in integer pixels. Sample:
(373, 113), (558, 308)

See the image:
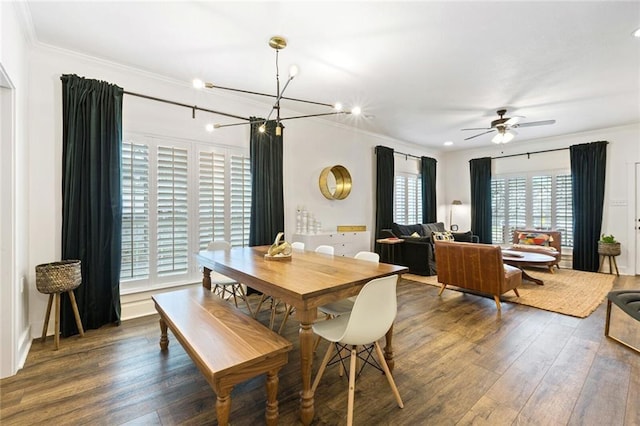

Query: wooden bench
(152, 287), (293, 426)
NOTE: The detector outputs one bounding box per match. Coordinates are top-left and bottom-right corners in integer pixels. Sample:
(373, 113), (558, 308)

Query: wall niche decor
(319, 165), (352, 200)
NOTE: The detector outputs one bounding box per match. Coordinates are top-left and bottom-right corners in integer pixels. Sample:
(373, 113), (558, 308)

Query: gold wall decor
(319, 165), (352, 200)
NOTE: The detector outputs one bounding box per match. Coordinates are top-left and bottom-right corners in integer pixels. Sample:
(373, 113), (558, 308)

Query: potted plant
(598, 234), (621, 256)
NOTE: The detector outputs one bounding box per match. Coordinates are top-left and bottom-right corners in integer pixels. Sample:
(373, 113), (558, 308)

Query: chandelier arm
(205, 84), (335, 108)
(215, 111), (350, 129)
(278, 111), (350, 121)
(123, 90), (250, 121)
(265, 76), (296, 123)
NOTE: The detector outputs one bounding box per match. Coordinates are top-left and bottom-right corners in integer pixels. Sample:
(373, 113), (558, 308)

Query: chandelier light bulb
(205, 123), (214, 132)
(258, 124), (266, 133)
(192, 78), (205, 89)
(288, 65), (299, 78)
(334, 102), (343, 111)
(351, 106), (362, 116)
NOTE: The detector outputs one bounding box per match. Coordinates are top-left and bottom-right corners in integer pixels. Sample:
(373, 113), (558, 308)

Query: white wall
(442, 124), (640, 275)
(0, 1), (31, 378)
(26, 44), (438, 340)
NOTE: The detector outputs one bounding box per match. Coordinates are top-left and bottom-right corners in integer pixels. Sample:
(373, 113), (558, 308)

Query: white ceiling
(22, 1), (640, 150)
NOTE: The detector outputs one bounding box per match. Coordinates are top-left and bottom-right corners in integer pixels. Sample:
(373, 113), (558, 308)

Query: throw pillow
(432, 231), (454, 241)
(451, 231), (473, 242)
(422, 222), (446, 235)
(517, 232), (553, 246)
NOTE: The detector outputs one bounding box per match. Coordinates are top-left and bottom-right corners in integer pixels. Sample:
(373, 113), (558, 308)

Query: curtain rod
(123, 90), (250, 121)
(394, 151), (421, 160)
(491, 147), (569, 160)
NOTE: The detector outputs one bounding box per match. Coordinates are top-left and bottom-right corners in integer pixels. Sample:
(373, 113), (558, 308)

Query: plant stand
(598, 242), (621, 276)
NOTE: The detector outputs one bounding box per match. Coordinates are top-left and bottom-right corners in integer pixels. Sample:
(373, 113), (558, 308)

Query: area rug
(402, 268), (616, 318)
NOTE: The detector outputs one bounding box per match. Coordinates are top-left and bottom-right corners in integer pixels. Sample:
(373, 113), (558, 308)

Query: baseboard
(17, 324), (32, 373)
(121, 282), (200, 320)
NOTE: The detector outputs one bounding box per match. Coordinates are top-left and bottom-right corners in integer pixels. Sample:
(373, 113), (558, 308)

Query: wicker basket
(36, 260), (82, 294)
(598, 242), (621, 256)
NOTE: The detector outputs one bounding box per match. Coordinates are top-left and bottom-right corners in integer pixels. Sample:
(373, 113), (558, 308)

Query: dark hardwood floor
(2, 274), (638, 425)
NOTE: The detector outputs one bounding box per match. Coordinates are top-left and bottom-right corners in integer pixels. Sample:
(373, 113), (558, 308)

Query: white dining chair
(206, 240), (253, 316)
(315, 245), (335, 255)
(255, 240), (307, 333)
(275, 244), (337, 333)
(312, 274), (403, 426)
(318, 251), (379, 317)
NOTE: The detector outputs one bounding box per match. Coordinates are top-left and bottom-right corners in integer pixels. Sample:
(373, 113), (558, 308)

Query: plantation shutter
(394, 176), (406, 223)
(120, 142), (150, 280)
(555, 174), (573, 246)
(157, 146), (189, 275)
(507, 177), (527, 238)
(407, 175), (421, 224)
(198, 151), (226, 249)
(230, 155), (251, 247)
(531, 175), (552, 229)
(491, 178), (506, 243)
(393, 174), (422, 224)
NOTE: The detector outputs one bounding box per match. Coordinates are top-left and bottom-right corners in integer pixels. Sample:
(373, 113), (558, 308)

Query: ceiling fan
(462, 109), (556, 143)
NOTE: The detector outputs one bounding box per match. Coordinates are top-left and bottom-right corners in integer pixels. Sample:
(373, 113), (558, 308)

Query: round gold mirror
(319, 165), (352, 200)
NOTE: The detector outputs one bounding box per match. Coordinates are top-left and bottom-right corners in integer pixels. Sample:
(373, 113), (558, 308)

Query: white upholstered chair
(206, 240), (253, 315)
(315, 245), (334, 255)
(312, 274), (403, 426)
(291, 241), (305, 250)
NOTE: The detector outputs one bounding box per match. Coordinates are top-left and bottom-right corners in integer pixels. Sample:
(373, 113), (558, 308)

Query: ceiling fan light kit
(193, 36), (362, 135)
(462, 108), (556, 143)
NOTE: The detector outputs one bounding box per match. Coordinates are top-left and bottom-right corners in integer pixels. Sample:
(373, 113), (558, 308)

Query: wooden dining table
(195, 245), (407, 425)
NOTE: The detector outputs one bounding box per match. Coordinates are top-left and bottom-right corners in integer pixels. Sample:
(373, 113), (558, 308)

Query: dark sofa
(385, 222), (478, 276)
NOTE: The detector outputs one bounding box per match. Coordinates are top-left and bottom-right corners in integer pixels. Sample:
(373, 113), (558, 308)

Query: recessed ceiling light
(633, 28), (640, 38)
(443, 141), (454, 146)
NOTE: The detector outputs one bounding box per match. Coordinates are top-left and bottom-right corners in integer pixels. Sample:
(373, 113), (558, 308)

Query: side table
(376, 238), (404, 265)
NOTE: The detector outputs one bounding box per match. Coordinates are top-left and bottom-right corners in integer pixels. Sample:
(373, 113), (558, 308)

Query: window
(120, 137), (251, 292)
(491, 172), (573, 247)
(394, 173), (422, 224)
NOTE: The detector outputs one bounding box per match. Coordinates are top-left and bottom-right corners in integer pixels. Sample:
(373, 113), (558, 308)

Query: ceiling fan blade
(464, 129), (496, 141)
(461, 127), (491, 131)
(512, 119), (556, 128)
(504, 115), (525, 126)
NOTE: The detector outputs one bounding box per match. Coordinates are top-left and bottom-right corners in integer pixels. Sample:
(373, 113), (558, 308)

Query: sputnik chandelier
(192, 36), (362, 135)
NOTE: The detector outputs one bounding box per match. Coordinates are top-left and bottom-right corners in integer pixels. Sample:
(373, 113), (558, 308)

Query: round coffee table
(501, 250), (556, 285)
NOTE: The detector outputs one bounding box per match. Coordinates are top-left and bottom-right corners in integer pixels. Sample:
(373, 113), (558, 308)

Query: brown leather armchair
(434, 241), (522, 311)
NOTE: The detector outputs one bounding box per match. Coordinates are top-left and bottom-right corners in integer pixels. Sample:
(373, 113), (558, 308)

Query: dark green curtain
(421, 156), (437, 223)
(374, 146), (394, 253)
(60, 74), (123, 336)
(249, 118), (284, 246)
(570, 141), (608, 271)
(469, 157), (492, 243)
